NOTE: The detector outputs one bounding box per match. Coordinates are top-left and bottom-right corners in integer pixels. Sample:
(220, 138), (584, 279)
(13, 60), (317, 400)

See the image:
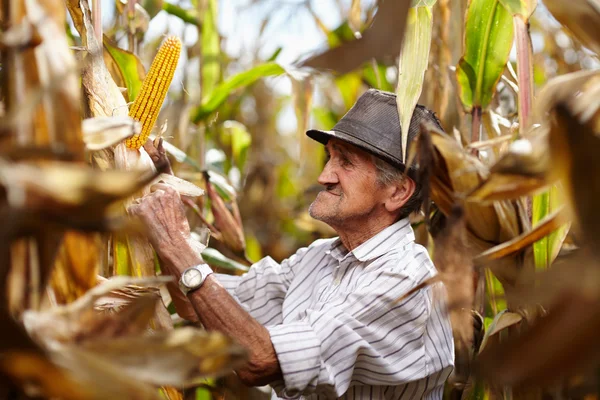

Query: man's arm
(129, 186), (282, 386)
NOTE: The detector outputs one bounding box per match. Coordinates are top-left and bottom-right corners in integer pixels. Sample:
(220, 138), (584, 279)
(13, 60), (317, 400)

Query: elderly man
(130, 89), (454, 399)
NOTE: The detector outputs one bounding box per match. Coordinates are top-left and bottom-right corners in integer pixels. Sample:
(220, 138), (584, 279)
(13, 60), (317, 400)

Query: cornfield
(0, 0), (599, 399)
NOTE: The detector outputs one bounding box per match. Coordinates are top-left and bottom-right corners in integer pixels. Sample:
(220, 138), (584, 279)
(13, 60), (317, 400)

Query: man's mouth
(322, 185), (341, 196)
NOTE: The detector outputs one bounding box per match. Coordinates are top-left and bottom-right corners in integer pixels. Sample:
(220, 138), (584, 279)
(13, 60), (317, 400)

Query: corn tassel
(126, 36), (181, 149)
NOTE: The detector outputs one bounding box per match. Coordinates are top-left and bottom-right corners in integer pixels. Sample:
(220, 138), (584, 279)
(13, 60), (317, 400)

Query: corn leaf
(103, 35), (146, 103)
(362, 61), (394, 92)
(455, 0), (514, 112)
(67, 0), (129, 118)
(50, 232), (101, 304)
(348, 0), (362, 34)
(140, 0), (164, 18)
(397, 5), (434, 162)
(201, 0), (220, 97)
(479, 310), (523, 352)
(543, 0), (600, 55)
(202, 248), (249, 272)
(162, 1), (200, 25)
(76, 328), (247, 386)
(335, 73), (362, 110)
(549, 103), (600, 260)
(82, 116), (140, 151)
(478, 287), (600, 387)
(474, 207), (568, 266)
(498, 0), (537, 18)
(192, 62), (285, 122)
(532, 190), (550, 269)
(221, 121), (252, 172)
(467, 173), (547, 203)
(300, 0), (410, 74)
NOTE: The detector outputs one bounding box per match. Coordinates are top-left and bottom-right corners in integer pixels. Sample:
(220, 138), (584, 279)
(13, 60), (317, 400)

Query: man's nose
(317, 160), (338, 186)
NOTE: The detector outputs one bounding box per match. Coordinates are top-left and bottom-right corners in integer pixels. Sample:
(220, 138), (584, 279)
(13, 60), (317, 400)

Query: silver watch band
(178, 263), (213, 295)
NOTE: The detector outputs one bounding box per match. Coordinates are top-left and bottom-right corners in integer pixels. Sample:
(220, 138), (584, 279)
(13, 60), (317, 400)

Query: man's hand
(128, 185), (193, 271)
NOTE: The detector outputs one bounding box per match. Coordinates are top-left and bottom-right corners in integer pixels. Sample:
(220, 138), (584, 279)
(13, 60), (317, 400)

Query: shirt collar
(326, 218), (415, 262)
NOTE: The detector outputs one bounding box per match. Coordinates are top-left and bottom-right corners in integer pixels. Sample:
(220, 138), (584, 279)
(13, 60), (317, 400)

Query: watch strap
(179, 263), (213, 295)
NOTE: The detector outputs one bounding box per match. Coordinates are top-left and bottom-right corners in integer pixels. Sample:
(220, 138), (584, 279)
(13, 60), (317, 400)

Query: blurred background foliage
(1, 0), (600, 399)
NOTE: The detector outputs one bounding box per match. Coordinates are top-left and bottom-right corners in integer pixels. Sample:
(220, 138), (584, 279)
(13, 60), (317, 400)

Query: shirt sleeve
(266, 260), (433, 399)
(213, 246), (311, 324)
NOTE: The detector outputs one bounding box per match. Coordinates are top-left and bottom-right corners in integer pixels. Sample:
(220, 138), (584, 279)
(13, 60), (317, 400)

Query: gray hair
(372, 156), (424, 220)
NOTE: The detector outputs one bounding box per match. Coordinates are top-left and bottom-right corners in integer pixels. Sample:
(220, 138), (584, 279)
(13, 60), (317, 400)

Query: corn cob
(126, 36), (182, 149)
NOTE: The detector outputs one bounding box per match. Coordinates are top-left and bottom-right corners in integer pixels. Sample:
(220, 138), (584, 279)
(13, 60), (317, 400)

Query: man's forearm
(160, 242), (282, 386)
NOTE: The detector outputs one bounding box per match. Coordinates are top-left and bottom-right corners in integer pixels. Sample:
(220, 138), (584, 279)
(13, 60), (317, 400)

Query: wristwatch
(179, 263), (214, 295)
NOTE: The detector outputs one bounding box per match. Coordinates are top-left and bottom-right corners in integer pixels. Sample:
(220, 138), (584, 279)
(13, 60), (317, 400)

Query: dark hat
(306, 88), (443, 176)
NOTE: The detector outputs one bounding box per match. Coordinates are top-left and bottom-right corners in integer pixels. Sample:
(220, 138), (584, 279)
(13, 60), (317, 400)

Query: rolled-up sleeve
(214, 247), (310, 324)
(266, 264), (431, 398)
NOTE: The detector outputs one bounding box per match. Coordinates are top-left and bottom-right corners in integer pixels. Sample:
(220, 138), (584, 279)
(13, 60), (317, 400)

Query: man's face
(308, 139), (388, 229)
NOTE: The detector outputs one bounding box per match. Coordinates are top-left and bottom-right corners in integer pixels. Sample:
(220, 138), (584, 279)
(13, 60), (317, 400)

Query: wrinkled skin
(128, 139), (417, 387)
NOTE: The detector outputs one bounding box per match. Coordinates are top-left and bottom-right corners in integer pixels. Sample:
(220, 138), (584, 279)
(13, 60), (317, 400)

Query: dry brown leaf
(0, 159), (157, 211)
(467, 173), (548, 203)
(473, 207), (568, 266)
(50, 232), (102, 304)
(468, 128), (551, 201)
(0, 351), (93, 400)
(77, 327), (248, 387)
(153, 173), (205, 197)
(66, 0), (129, 118)
(204, 172), (245, 255)
(301, 0), (410, 74)
(536, 69), (600, 132)
(431, 206), (475, 350)
(548, 103), (600, 260)
(478, 311), (523, 352)
(82, 116), (141, 151)
(478, 290), (600, 388)
(543, 0), (600, 56)
(417, 123), (522, 247)
(23, 276), (172, 344)
(48, 346), (162, 400)
(0, 0), (84, 157)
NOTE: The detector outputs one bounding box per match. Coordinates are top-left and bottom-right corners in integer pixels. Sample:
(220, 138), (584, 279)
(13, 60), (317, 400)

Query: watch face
(182, 268), (203, 288)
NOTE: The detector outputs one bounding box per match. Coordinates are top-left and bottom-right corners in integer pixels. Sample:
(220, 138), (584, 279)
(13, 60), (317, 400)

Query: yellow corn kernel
(126, 36), (182, 149)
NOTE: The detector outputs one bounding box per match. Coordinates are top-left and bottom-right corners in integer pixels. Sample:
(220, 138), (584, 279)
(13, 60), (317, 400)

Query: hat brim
(306, 128), (408, 173)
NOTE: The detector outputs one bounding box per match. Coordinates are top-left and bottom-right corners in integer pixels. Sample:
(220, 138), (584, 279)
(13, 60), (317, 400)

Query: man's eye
(341, 157), (352, 167)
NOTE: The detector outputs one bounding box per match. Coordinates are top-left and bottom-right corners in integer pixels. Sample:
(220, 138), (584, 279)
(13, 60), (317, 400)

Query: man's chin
(308, 202), (326, 222)
(308, 202), (335, 225)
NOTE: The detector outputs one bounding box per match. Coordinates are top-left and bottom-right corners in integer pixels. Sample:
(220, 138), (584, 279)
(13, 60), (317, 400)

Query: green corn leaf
(532, 190), (550, 269)
(140, 0), (164, 18)
(103, 35), (146, 102)
(548, 186), (570, 263)
(533, 185), (570, 269)
(397, 5), (435, 162)
(455, 0), (514, 112)
(498, 0), (537, 19)
(222, 120), (252, 171)
(114, 233), (134, 276)
(162, 2), (199, 25)
(411, 0), (437, 6)
(201, 0), (220, 97)
(335, 73), (362, 110)
(202, 247), (249, 272)
(192, 62), (285, 122)
(362, 61), (394, 92)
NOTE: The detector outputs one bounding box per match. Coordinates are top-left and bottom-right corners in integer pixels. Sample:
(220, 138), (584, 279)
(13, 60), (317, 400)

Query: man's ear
(384, 176), (416, 213)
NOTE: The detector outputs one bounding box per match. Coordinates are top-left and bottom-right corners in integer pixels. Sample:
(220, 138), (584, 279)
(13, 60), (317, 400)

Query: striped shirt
(216, 218), (454, 399)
